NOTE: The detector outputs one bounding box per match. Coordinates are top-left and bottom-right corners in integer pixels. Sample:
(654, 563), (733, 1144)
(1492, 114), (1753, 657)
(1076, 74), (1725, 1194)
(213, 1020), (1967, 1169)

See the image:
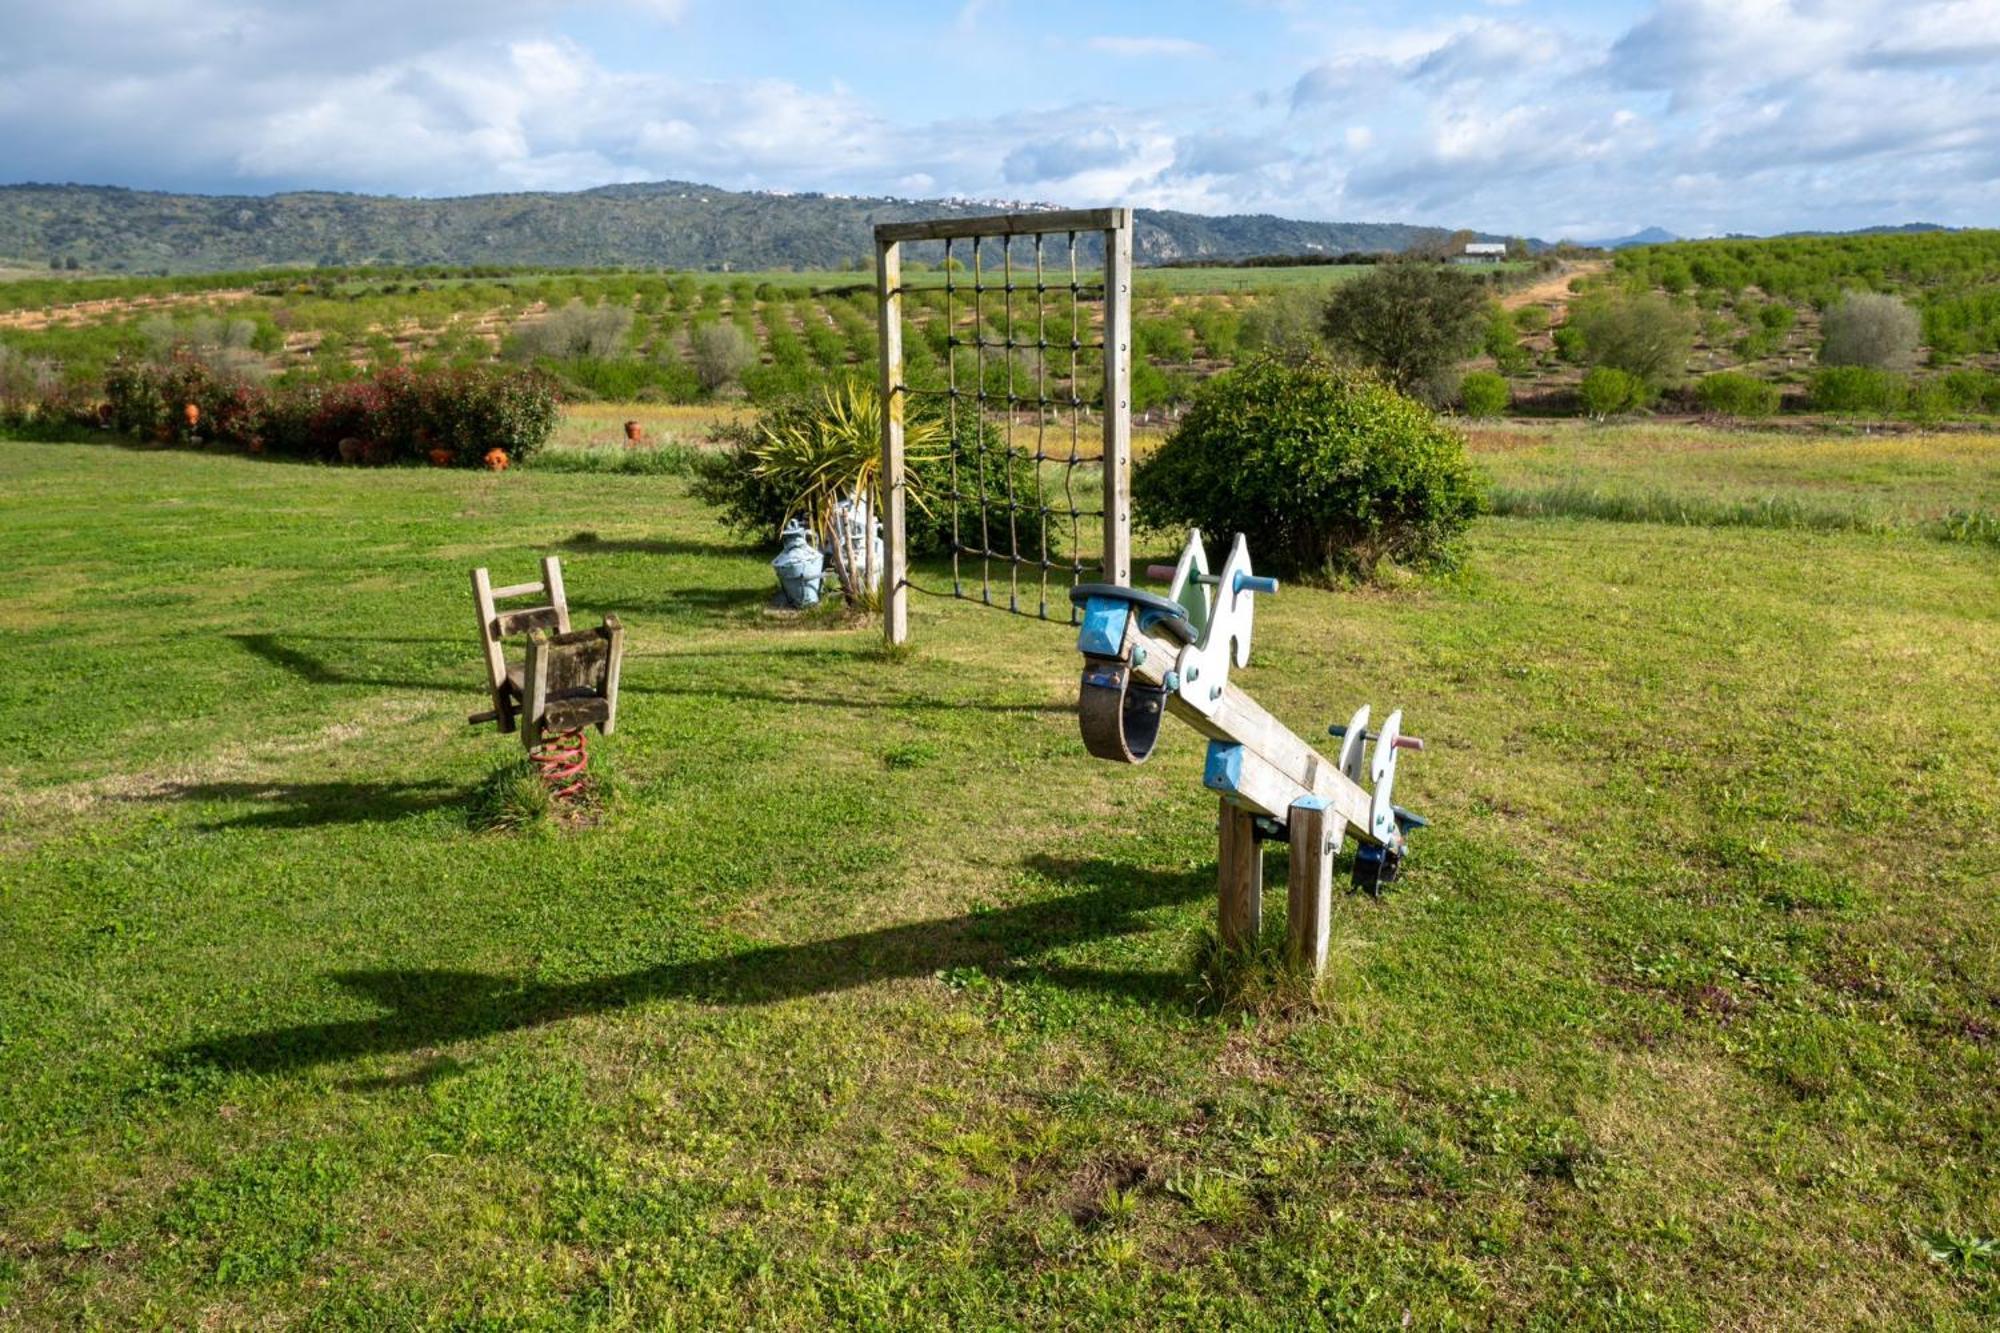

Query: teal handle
(1234, 573), (1279, 596)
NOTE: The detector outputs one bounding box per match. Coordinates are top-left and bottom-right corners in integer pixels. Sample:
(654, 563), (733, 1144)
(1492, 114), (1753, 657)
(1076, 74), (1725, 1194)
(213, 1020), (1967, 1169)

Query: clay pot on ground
(428, 447), (454, 468)
(624, 419), (643, 445)
(483, 448), (510, 472)
(183, 402), (200, 428)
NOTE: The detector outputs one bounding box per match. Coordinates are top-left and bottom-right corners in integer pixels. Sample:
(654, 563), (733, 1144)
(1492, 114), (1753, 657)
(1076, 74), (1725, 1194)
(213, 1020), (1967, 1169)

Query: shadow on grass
(558, 532), (759, 559)
(135, 778), (464, 830)
(227, 633), (1074, 716)
(170, 855), (1210, 1076)
(567, 586), (769, 620)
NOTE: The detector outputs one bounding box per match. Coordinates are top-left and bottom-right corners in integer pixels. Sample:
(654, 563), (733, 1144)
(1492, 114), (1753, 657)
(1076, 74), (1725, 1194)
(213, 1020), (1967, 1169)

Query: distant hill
(0, 180), (1493, 275)
(1578, 226), (1679, 250)
(1772, 222), (1954, 239)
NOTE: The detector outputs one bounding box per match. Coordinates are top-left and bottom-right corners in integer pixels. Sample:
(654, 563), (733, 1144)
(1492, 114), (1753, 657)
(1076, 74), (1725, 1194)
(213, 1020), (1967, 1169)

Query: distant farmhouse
(1455, 242), (1508, 264)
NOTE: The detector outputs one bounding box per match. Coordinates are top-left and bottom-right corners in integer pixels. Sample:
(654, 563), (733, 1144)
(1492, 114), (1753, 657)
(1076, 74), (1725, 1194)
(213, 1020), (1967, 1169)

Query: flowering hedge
(100, 359), (559, 465)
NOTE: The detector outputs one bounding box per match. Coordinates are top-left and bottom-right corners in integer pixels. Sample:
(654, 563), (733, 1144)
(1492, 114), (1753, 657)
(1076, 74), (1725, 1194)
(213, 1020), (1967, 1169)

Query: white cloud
(0, 0), (1994, 238)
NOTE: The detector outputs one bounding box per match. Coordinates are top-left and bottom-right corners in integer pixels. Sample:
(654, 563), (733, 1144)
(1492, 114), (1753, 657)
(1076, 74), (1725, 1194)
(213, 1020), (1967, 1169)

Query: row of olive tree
(1316, 256), (1931, 418)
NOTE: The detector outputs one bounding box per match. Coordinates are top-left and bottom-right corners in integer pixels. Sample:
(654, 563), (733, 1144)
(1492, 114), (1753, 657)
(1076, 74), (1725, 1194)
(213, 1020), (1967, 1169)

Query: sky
(0, 0), (1996, 240)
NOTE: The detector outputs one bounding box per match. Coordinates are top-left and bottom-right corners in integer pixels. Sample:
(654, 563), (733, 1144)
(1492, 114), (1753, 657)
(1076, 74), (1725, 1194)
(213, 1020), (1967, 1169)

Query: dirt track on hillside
(1502, 259), (1609, 313)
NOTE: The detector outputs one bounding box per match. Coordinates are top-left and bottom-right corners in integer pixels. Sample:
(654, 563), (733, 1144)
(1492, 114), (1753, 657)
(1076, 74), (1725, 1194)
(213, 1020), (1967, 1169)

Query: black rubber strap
(1077, 658), (1168, 764)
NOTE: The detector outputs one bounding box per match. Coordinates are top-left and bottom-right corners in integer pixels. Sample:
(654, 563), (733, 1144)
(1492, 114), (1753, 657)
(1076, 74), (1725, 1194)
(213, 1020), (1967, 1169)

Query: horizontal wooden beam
(873, 207), (1131, 245)
(1124, 619), (1377, 840)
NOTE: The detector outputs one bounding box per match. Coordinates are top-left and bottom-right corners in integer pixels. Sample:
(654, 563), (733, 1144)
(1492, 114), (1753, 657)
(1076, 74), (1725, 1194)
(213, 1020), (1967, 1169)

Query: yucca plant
(749, 381), (944, 608)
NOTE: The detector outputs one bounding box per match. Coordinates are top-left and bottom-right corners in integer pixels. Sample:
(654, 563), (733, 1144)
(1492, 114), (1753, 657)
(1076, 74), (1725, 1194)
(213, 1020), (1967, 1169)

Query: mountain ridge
(0, 179), (1505, 275)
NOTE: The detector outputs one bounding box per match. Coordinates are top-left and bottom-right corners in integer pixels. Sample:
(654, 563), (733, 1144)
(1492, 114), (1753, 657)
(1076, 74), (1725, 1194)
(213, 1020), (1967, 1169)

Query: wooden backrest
(521, 615), (624, 747)
(469, 556), (572, 733)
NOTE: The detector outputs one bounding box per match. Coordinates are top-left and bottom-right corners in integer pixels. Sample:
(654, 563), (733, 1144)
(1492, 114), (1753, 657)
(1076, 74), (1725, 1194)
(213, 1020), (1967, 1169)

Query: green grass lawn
(1, 432), (1996, 1327)
(1473, 423), (2000, 543)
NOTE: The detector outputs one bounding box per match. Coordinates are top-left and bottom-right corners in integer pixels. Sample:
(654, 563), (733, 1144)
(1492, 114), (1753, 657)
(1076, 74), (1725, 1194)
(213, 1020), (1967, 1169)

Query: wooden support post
(875, 237), (908, 647)
(599, 615), (624, 735)
(521, 628), (552, 751)
(1217, 798), (1262, 952)
(469, 566), (515, 733)
(1286, 796), (1339, 976)
(1100, 213), (1133, 587)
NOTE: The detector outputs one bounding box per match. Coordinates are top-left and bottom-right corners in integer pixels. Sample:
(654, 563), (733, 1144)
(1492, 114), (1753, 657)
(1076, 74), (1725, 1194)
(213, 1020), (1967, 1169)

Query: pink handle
(1145, 564), (1178, 582)
(1393, 736), (1426, 752)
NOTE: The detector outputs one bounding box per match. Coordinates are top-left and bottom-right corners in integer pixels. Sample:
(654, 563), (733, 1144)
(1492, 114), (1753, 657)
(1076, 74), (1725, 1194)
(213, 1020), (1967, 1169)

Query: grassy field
(1471, 423), (2000, 543)
(1, 426), (1996, 1327)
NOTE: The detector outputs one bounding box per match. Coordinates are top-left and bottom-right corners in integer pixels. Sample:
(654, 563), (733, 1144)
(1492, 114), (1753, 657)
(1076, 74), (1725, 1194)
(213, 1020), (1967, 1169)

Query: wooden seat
(470, 559), (626, 748)
(519, 620), (623, 748)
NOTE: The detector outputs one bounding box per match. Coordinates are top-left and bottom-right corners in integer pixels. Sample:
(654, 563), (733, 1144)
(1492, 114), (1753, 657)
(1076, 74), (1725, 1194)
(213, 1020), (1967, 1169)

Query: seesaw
(1070, 530), (1425, 975)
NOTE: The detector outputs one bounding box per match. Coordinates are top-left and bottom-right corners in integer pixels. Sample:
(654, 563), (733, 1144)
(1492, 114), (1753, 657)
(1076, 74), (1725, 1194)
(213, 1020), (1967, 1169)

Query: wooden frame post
(1286, 796), (1338, 976)
(872, 207), (1132, 641)
(1100, 212), (1133, 588)
(1217, 799), (1263, 953)
(876, 236), (908, 647)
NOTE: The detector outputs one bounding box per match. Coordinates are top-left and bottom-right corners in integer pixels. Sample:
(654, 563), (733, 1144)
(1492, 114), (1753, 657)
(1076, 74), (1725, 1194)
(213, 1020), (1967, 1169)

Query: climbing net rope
(895, 227), (1117, 623)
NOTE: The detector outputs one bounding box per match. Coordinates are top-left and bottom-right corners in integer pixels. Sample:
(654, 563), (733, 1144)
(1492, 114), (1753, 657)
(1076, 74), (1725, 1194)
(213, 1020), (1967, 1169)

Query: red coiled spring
(530, 728), (589, 801)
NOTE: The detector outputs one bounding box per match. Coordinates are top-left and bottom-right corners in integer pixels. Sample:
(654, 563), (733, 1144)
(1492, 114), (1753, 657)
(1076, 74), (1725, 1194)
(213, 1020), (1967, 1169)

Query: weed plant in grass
(0, 427), (1996, 1327)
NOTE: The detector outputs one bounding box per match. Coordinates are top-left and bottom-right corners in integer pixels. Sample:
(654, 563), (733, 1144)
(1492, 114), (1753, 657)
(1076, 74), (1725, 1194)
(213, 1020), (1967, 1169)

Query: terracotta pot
(428, 447), (454, 468)
(624, 419), (643, 444)
(183, 402), (200, 428)
(247, 438), (266, 455)
(483, 448), (510, 472)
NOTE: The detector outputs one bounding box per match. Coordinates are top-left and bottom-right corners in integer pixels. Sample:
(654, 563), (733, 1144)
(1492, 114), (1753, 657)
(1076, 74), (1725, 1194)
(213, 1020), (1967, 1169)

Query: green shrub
(1578, 366), (1648, 418)
(1483, 308), (1528, 374)
(1820, 291), (1921, 371)
(690, 387), (1048, 560)
(1237, 288), (1326, 361)
(1939, 368), (2000, 413)
(1320, 260), (1487, 395)
(1758, 302), (1798, 335)
(1512, 305), (1551, 333)
(690, 322), (755, 392)
(552, 357), (693, 402)
(1568, 291), (1696, 386)
(504, 299), (633, 361)
(1132, 359), (1195, 413)
(1551, 324), (1586, 363)
(1695, 372), (1780, 418)
(1459, 371), (1510, 418)
(1809, 366), (1908, 414)
(1909, 379), (1955, 425)
(742, 360), (828, 404)
(1132, 354), (1481, 578)
(1135, 318), (1194, 362)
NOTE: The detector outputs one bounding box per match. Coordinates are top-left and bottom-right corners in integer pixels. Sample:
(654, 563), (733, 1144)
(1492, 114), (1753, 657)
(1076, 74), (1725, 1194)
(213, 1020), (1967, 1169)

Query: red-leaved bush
(100, 360), (559, 465)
